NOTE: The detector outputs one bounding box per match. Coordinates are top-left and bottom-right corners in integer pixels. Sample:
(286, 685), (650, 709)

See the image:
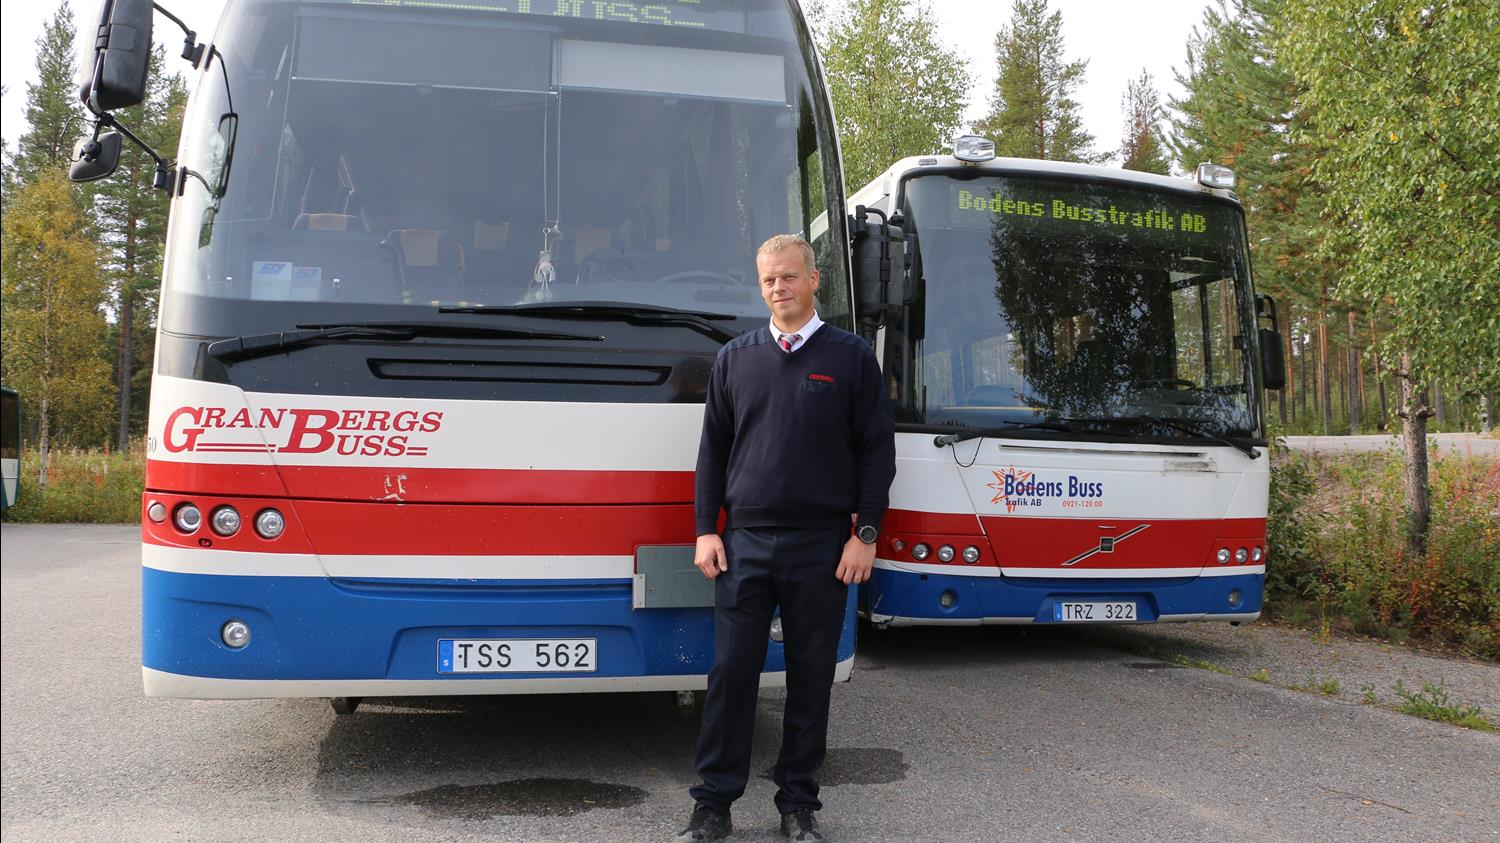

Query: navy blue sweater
(694, 324), (896, 536)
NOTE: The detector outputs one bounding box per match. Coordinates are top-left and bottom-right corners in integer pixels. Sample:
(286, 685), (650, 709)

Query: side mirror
(1255, 293), (1287, 391)
(82, 0), (154, 112)
(69, 130), (123, 182)
(0, 388), (19, 513)
(849, 205), (906, 320)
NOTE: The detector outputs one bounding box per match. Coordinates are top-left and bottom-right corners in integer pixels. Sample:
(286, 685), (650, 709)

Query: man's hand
(694, 533), (728, 579)
(835, 535), (876, 585)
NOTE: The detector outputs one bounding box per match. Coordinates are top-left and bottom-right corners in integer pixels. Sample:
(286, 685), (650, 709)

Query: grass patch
(2, 446), (143, 524)
(1171, 654), (1232, 675)
(1291, 671), (1341, 696)
(1250, 667), (1272, 683)
(1266, 444), (1500, 661)
(1391, 680), (1497, 732)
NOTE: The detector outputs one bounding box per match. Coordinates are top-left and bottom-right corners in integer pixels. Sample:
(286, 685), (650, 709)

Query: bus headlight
(1251, 546), (1264, 563)
(255, 508), (285, 539)
(210, 506), (241, 536)
(1216, 547), (1231, 564)
(911, 543), (931, 561)
(1196, 162), (1236, 189)
(954, 134), (995, 163)
(173, 504), (202, 533)
(937, 545), (956, 562)
(962, 545), (981, 564)
(1234, 546), (1249, 564)
(146, 501), (167, 523)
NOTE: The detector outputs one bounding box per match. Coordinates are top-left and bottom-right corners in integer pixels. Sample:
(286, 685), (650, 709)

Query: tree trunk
(115, 288), (134, 451)
(1300, 333), (1311, 420)
(1371, 319), (1387, 427)
(1317, 307), (1332, 435)
(1346, 310), (1361, 434)
(1397, 351), (1432, 558)
(1481, 391), (1495, 432)
(38, 395), (50, 492)
(1433, 381), (1446, 427)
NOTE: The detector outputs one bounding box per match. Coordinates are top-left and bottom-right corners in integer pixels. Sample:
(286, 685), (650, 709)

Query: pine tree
(814, 0), (971, 192)
(12, 2), (85, 187)
(93, 48), (187, 448)
(972, 0), (1101, 163)
(1118, 70), (1171, 175)
(1, 172), (115, 483)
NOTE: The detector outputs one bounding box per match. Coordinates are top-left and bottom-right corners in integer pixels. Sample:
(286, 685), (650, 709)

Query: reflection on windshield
(164, 0), (847, 341)
(890, 174), (1257, 436)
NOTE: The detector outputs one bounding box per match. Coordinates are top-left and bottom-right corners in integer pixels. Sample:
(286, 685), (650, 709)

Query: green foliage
(972, 0), (1102, 163)
(1277, 0), (1500, 400)
(10, 2), (85, 186)
(1, 172), (115, 451)
(1392, 679), (1496, 732)
(813, 0), (971, 192)
(2, 446), (143, 524)
(1266, 448), (1500, 659)
(1118, 70), (1171, 175)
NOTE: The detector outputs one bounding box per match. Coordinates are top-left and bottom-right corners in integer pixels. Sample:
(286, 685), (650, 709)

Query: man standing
(676, 235), (896, 842)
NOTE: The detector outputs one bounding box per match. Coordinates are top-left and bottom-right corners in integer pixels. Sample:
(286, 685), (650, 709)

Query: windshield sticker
(986, 467), (1104, 513)
(250, 261), (293, 301)
(954, 188), (1209, 236)
(161, 405), (443, 458)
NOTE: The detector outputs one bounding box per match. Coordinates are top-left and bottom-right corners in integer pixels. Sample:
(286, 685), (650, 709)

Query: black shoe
(674, 805), (732, 842)
(780, 808), (826, 842)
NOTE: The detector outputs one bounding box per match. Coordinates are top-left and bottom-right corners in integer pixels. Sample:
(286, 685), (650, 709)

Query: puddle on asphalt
(762, 747), (908, 786)
(391, 777), (648, 819)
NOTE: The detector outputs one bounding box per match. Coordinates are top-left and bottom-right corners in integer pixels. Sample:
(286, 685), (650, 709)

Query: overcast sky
(3, 0), (1212, 165)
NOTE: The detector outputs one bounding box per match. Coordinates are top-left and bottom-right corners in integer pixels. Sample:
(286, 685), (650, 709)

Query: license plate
(438, 638), (597, 674)
(1053, 601), (1137, 622)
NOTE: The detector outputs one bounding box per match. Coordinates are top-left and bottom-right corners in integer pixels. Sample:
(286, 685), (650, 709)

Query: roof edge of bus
(865, 155), (1240, 203)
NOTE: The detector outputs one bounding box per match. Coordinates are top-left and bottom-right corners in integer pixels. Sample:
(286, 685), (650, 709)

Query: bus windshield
(891, 173), (1258, 437)
(164, 0), (846, 343)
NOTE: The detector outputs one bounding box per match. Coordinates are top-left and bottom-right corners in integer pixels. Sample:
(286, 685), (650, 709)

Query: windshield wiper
(1063, 415), (1261, 459)
(439, 301), (743, 344)
(206, 320), (601, 364)
(933, 420), (1075, 448)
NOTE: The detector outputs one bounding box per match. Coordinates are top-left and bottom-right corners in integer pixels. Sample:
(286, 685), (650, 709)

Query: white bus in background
(846, 138), (1287, 628)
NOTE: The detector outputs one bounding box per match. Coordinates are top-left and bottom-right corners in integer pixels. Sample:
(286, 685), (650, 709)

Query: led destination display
(952, 186), (1210, 236)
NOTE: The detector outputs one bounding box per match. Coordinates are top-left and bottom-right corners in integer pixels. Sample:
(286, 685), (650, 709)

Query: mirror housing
(69, 130), (123, 182)
(849, 205), (906, 322)
(83, 0), (154, 112)
(1255, 294), (1287, 391)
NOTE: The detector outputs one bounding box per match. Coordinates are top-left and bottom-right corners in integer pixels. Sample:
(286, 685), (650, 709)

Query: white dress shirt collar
(770, 311), (823, 353)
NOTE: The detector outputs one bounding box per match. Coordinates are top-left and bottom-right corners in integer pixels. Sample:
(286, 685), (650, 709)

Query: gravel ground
(1074, 619), (1499, 723)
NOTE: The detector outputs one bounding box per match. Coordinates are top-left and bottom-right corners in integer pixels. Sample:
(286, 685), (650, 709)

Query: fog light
(1234, 546), (1249, 564)
(962, 545), (981, 564)
(210, 506), (241, 537)
(769, 616), (784, 643)
(912, 543), (931, 561)
(892, 539), (906, 552)
(1216, 547), (1231, 564)
(221, 620), (251, 649)
(146, 501), (167, 523)
(1251, 546), (1264, 563)
(173, 504), (202, 533)
(1227, 589), (1243, 608)
(1196, 162), (1237, 189)
(939, 590), (957, 609)
(954, 134), (996, 163)
(254, 508), (285, 539)
(937, 545), (956, 563)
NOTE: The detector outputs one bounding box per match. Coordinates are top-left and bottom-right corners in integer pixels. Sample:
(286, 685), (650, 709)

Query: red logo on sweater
(808, 373), (835, 383)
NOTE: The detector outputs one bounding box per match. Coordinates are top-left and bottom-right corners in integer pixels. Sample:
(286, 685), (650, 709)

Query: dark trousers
(690, 525), (850, 817)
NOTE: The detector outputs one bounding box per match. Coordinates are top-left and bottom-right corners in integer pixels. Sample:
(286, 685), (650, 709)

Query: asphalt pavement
(3, 524), (1497, 842)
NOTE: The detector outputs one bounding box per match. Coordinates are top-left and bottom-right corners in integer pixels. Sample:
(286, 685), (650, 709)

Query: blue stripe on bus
(142, 567), (858, 682)
(859, 568), (1264, 623)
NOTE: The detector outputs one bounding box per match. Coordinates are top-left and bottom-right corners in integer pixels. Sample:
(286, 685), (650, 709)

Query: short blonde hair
(756, 234), (817, 275)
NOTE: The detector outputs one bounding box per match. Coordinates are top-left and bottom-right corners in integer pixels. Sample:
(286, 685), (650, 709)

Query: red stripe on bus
(146, 460), (695, 504)
(978, 515), (1266, 570)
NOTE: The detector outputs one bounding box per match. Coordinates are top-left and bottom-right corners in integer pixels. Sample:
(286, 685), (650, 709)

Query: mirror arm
(95, 112), (176, 193)
(152, 2), (205, 67)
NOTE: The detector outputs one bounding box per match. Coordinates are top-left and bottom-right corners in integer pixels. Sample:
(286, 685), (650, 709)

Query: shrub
(2, 445), (143, 524)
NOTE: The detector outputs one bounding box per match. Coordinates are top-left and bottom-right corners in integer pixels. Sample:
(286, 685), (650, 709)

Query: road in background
(3, 525), (1497, 841)
(1283, 432), (1498, 457)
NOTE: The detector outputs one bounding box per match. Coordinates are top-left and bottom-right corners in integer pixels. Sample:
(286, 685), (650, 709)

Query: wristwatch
(855, 524), (879, 545)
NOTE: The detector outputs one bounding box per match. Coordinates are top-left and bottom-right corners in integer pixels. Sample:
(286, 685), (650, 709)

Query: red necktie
(778, 333), (800, 352)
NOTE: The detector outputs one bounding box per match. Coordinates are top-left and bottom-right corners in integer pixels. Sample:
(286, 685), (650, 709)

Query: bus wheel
(330, 696), (363, 715)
